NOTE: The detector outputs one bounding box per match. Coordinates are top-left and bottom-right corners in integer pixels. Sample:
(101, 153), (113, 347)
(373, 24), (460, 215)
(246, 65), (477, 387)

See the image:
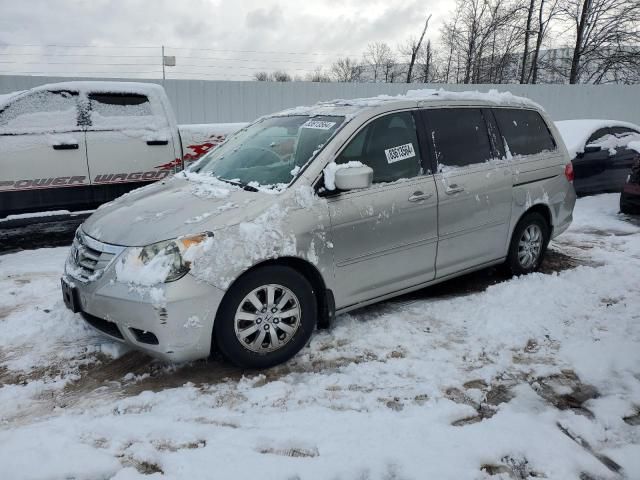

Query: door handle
(445, 184), (465, 195)
(52, 143), (79, 150)
(147, 140), (169, 146)
(408, 191), (433, 202)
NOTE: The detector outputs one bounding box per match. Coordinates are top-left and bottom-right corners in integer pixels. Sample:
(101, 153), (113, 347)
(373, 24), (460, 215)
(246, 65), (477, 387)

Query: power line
(0, 43), (160, 49)
(0, 43), (357, 80)
(0, 43), (363, 57)
(0, 61), (160, 66)
(166, 46), (363, 57)
(0, 52), (160, 59)
(0, 71), (257, 79)
(0, 53), (333, 66)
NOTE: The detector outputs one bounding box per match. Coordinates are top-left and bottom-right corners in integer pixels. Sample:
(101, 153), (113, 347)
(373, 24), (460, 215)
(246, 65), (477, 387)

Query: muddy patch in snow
(0, 215), (85, 253)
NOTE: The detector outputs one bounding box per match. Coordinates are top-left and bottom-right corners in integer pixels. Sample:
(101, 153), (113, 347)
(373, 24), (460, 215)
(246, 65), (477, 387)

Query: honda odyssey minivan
(62, 90), (576, 368)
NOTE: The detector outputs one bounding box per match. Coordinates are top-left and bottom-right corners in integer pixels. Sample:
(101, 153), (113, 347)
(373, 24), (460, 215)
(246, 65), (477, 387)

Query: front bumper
(62, 237), (226, 363)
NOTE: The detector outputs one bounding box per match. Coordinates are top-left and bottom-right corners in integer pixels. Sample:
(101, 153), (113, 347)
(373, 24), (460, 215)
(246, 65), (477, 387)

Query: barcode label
(301, 120), (336, 130)
(385, 143), (416, 164)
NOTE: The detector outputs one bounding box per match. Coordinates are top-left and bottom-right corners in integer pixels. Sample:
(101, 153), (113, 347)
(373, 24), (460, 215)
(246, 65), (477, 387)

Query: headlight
(117, 232), (213, 284)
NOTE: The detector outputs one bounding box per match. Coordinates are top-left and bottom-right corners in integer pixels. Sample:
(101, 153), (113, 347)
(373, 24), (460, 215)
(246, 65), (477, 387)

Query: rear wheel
(506, 212), (550, 276)
(214, 266), (317, 368)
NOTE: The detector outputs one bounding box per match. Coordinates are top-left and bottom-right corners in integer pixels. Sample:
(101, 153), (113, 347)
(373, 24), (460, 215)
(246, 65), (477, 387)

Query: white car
(0, 81), (245, 218)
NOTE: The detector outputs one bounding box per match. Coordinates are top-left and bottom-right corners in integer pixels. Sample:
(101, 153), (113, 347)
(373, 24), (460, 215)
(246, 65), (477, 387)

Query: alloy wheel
(233, 284), (301, 353)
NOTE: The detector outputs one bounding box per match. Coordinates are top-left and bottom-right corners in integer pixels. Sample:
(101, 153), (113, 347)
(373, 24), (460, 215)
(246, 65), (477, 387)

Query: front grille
(82, 312), (124, 339)
(67, 230), (124, 282)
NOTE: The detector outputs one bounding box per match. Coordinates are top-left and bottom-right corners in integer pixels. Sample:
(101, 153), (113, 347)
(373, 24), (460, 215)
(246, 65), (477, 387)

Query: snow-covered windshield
(191, 115), (344, 188)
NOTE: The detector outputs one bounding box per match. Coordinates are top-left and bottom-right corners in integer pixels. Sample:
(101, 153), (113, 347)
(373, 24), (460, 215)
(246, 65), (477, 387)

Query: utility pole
(161, 46), (175, 82)
(162, 45), (166, 81)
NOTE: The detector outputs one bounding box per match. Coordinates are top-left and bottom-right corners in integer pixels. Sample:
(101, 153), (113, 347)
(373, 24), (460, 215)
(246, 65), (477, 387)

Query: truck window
(88, 92), (156, 128)
(0, 90), (79, 133)
(493, 108), (556, 156)
(425, 108), (492, 169)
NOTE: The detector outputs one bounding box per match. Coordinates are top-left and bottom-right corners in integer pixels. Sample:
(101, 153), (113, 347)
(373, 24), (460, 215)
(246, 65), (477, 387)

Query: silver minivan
(61, 91), (576, 368)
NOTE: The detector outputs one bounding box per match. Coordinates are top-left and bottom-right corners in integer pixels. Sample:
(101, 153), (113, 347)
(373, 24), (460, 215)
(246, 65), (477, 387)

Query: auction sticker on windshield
(301, 120), (336, 130)
(385, 143), (415, 163)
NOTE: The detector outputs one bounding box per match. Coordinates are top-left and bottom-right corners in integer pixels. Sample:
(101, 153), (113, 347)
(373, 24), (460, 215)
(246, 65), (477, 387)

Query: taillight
(564, 162), (574, 183)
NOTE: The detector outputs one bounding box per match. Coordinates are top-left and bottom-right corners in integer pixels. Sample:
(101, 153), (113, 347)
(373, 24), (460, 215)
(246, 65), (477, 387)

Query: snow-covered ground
(1, 194), (639, 480)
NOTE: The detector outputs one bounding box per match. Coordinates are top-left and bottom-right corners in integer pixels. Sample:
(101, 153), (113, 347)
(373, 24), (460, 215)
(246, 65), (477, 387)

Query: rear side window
(0, 90), (78, 133)
(587, 128), (610, 145)
(336, 111), (422, 184)
(426, 108), (492, 169)
(610, 126), (639, 137)
(88, 92), (156, 128)
(494, 109), (556, 156)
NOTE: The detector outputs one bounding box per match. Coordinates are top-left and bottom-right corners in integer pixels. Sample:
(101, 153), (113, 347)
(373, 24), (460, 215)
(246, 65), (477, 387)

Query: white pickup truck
(0, 81), (246, 218)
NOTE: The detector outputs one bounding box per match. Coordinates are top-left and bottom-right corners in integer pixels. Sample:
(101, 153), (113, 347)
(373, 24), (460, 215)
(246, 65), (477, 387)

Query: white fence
(1, 74), (639, 125)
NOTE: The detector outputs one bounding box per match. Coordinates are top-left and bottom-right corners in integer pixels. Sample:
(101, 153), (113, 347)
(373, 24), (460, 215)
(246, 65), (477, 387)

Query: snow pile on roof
(555, 119), (640, 158)
(30, 80), (166, 96)
(276, 88), (543, 118)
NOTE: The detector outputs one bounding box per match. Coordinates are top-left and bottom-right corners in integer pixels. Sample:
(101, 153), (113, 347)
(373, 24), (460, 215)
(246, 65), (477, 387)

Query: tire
(620, 193), (633, 215)
(505, 212), (550, 276)
(214, 265), (317, 369)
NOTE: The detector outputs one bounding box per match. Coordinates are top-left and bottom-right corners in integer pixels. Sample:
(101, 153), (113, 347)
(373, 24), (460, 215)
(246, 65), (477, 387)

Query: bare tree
(330, 57), (364, 82)
(417, 40), (437, 82)
(403, 13), (432, 83)
(529, 0), (560, 83)
(272, 70), (292, 82)
(561, 0), (640, 84)
(364, 42), (394, 82)
(306, 67), (332, 82)
(440, 6), (462, 83)
(254, 71), (270, 81)
(383, 55), (400, 82)
(520, 0), (536, 83)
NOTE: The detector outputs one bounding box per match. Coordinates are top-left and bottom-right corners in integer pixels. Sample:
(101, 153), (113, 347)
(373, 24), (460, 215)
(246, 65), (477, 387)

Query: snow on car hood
(81, 174), (275, 246)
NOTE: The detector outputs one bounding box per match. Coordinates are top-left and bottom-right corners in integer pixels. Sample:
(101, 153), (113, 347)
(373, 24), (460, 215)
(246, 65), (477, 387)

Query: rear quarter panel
(509, 111), (576, 244)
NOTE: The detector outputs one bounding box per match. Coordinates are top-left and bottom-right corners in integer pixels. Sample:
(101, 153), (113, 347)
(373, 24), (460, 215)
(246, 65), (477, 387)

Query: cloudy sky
(0, 0), (451, 80)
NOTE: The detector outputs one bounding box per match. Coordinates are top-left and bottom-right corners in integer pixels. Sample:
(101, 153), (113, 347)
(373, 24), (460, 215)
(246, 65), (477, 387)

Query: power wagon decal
(0, 176), (87, 190)
(93, 170), (170, 183)
(1, 170), (170, 191)
(1, 137), (228, 192)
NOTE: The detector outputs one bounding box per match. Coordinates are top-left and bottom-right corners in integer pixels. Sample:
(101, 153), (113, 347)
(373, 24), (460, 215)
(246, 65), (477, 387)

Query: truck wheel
(214, 266), (317, 369)
(506, 212), (550, 276)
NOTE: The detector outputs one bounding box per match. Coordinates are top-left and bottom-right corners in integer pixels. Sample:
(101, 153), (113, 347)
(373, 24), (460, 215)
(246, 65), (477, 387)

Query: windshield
(191, 115), (344, 188)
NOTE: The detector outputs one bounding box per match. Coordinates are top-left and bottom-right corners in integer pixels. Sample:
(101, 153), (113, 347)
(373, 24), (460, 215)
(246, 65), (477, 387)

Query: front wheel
(214, 266), (317, 369)
(506, 212), (550, 276)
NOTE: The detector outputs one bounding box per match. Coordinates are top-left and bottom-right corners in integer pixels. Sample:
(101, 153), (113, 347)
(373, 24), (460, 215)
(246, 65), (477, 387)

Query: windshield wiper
(218, 177), (259, 192)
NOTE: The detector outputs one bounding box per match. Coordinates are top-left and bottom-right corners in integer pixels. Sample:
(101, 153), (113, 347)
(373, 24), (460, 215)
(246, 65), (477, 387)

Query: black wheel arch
(514, 203), (553, 240)
(219, 257), (335, 331)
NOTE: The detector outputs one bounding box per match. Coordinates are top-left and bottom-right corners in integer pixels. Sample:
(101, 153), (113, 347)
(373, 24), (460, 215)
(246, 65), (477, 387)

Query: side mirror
(334, 165), (373, 191)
